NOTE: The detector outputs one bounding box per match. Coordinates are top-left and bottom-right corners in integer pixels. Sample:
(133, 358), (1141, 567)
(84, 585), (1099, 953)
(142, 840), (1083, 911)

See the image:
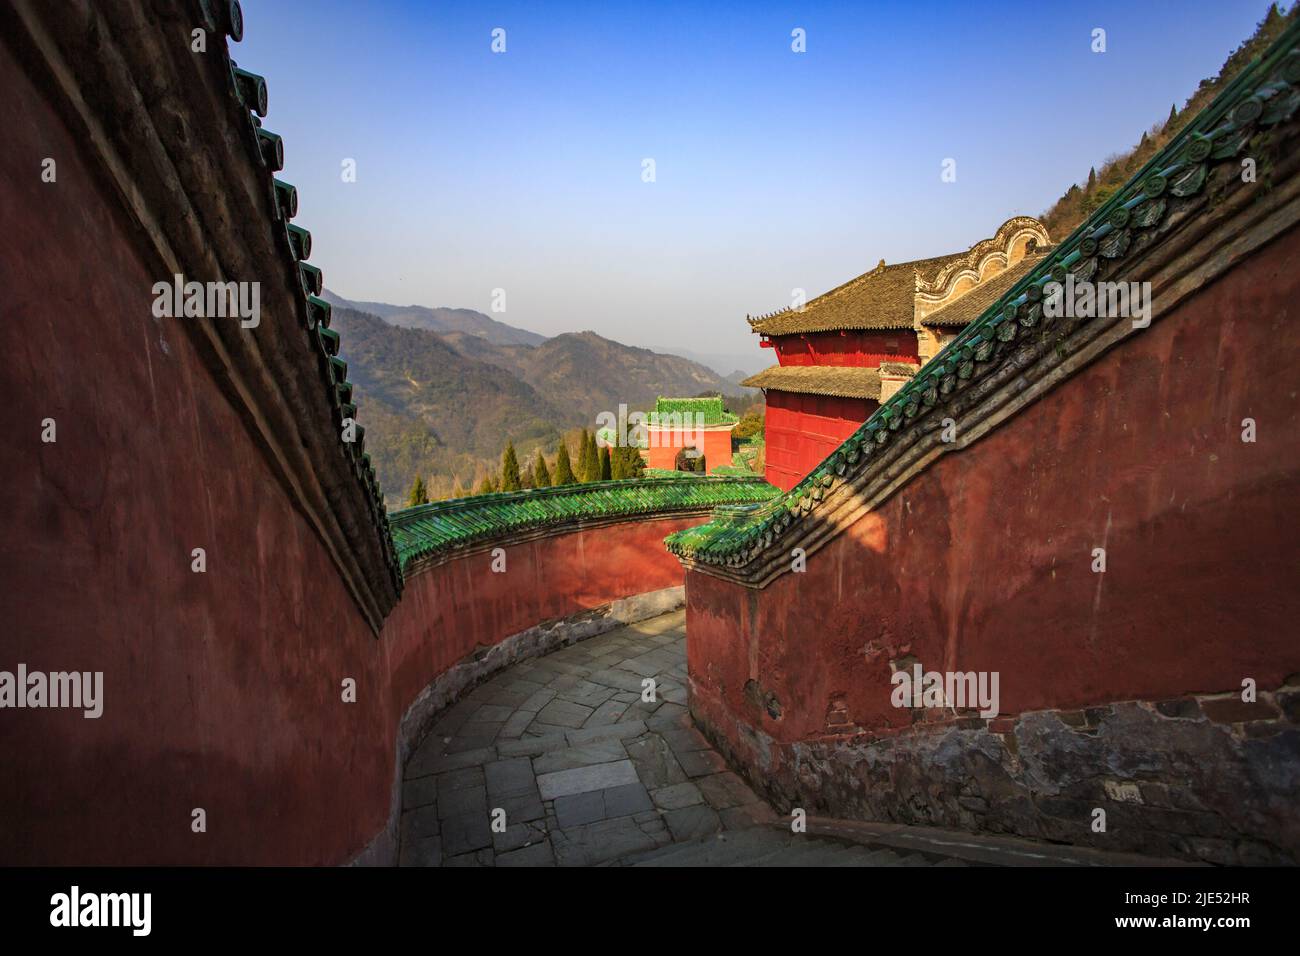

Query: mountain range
(325, 293), (755, 501)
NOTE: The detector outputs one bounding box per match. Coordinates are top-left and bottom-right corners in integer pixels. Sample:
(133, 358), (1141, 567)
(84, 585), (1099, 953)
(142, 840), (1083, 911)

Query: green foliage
(406, 474), (429, 508)
(476, 473), (499, 495)
(501, 441), (521, 492)
(733, 410), (764, 442)
(533, 450), (552, 487)
(623, 447), (645, 479)
(583, 431), (602, 482)
(599, 445), (612, 481)
(576, 429), (592, 481)
(1039, 4), (1297, 239)
(554, 442), (576, 485)
(613, 446), (630, 479)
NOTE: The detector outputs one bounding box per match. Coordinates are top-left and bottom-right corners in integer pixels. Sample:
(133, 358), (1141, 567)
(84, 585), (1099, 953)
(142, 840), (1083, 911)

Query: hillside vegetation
(334, 306), (755, 503)
(1040, 4), (1296, 238)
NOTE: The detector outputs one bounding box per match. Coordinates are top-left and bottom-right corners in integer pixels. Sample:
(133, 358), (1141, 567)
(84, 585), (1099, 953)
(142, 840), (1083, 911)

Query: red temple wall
(768, 329), (920, 367)
(0, 43), (697, 865)
(763, 391), (875, 490)
(642, 428), (734, 474)
(689, 224), (1300, 747)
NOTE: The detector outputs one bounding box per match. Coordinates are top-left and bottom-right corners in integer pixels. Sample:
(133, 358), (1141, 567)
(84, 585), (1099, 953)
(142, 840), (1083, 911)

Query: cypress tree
(501, 441), (521, 491)
(624, 446), (645, 479)
(554, 442), (576, 485)
(533, 450), (552, 487)
(476, 473), (498, 495)
(1167, 102), (1178, 126)
(584, 432), (601, 482)
(406, 475), (429, 508)
(600, 445), (612, 481)
(611, 446), (643, 480)
(521, 460), (535, 490)
(577, 431), (592, 481)
(1086, 166), (1097, 192)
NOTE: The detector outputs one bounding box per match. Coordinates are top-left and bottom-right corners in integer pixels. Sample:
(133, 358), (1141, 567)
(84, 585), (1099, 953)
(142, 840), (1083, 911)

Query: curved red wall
(0, 42), (697, 865)
(692, 226), (1300, 743)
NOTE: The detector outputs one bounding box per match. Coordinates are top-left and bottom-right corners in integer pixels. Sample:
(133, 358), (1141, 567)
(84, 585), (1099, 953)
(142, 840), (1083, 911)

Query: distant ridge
(329, 303), (756, 501)
(323, 289), (548, 347)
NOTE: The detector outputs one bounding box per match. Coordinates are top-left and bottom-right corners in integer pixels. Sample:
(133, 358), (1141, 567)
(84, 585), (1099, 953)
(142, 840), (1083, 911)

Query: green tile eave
(666, 23), (1300, 567)
(389, 476), (781, 573)
(217, 6), (404, 598)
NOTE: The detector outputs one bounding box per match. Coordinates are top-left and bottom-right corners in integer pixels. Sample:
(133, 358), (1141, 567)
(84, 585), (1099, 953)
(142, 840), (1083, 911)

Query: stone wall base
(691, 680), (1300, 865)
(352, 585), (685, 865)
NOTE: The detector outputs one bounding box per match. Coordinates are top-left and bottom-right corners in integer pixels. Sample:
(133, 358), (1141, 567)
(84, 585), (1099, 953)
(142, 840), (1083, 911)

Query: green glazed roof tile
(390, 476), (779, 574)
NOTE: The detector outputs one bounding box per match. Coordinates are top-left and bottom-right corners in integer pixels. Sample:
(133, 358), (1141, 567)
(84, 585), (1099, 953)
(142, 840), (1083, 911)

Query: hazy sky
(236, 0), (1274, 361)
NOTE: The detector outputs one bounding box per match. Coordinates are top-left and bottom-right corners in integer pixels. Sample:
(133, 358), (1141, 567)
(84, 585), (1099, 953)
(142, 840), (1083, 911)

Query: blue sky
(236, 0), (1277, 364)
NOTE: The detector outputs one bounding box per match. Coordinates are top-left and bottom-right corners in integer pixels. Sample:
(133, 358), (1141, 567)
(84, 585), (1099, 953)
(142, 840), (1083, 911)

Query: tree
(521, 460), (535, 490)
(406, 475), (429, 508)
(1086, 166), (1097, 192)
(611, 446), (645, 480)
(576, 430), (592, 482)
(476, 473), (498, 495)
(599, 445), (612, 481)
(501, 441), (521, 492)
(533, 450), (552, 487)
(733, 411), (764, 442)
(583, 431), (602, 482)
(1167, 102), (1178, 127)
(553, 442), (576, 485)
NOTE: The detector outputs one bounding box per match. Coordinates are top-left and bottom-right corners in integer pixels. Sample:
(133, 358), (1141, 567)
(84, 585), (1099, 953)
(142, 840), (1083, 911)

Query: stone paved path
(398, 609), (778, 866)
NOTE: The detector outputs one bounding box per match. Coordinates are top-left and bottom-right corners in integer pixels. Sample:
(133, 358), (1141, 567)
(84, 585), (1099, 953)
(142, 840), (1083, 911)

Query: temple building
(742, 217), (1051, 490)
(641, 396), (738, 474)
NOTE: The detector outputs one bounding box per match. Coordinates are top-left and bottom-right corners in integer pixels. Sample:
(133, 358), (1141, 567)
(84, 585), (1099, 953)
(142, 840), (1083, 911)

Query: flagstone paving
(398, 609), (780, 867)
(396, 608), (1154, 868)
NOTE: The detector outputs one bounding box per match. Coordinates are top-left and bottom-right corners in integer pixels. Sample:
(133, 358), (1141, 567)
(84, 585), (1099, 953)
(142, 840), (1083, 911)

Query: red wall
(764, 390), (874, 490)
(690, 224), (1300, 745)
(385, 520), (697, 704)
(643, 429), (735, 474)
(768, 329), (920, 367)
(0, 42), (698, 865)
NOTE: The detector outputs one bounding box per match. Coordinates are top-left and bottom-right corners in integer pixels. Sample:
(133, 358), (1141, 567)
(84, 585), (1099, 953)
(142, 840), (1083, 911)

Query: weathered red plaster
(689, 224), (1300, 750)
(0, 42), (695, 865)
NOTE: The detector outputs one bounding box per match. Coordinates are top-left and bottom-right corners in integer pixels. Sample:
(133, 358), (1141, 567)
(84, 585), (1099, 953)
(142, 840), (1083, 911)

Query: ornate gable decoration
(913, 217), (1052, 325)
